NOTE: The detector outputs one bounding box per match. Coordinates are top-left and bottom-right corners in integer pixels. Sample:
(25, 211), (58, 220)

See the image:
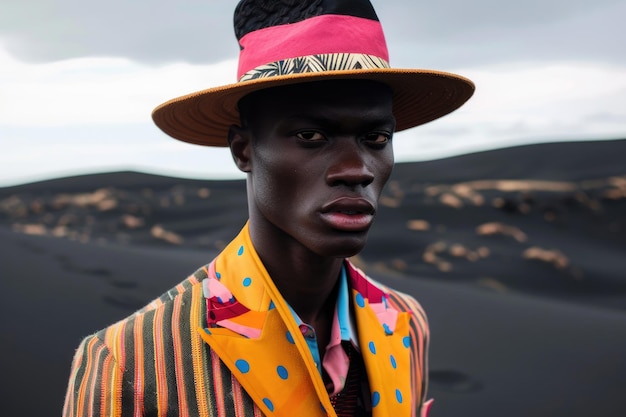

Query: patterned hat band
(237, 14), (390, 81)
(239, 53), (390, 82)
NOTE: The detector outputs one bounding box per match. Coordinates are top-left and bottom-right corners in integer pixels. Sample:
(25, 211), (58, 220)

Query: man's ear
(228, 125), (252, 173)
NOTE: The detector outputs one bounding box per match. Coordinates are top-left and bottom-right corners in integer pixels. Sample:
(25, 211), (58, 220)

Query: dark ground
(1, 139), (625, 416)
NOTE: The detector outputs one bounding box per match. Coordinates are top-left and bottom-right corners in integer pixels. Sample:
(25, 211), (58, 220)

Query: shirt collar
(337, 264), (358, 344)
(286, 264), (358, 345)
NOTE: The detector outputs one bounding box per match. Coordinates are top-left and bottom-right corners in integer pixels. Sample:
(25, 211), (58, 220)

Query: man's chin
(317, 235), (369, 259)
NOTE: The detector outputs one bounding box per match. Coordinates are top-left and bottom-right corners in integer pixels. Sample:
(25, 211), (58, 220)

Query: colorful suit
(64, 224), (431, 417)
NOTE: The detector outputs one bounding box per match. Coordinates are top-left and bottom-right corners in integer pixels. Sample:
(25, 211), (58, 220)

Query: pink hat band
(237, 14), (390, 81)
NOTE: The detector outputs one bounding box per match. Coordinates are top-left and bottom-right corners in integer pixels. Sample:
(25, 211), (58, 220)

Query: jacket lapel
(347, 263), (413, 417)
(197, 224), (334, 417)
(197, 224), (414, 417)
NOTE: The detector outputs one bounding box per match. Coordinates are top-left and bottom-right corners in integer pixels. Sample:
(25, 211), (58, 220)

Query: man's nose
(325, 141), (375, 188)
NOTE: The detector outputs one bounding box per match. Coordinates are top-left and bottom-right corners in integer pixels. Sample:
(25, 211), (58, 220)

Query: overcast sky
(1, 0), (625, 186)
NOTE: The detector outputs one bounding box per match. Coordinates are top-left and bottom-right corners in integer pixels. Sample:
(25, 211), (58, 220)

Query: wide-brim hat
(152, 0), (475, 147)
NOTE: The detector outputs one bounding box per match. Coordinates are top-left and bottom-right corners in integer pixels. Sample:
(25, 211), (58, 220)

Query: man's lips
(320, 198), (376, 231)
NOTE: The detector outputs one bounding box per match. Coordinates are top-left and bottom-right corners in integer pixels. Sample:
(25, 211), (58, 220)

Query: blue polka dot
(355, 293), (365, 308)
(383, 323), (393, 335)
(263, 398), (274, 412)
(371, 391), (381, 407)
(243, 277), (252, 287)
(215, 272), (221, 280)
(216, 296), (223, 304)
(403, 336), (411, 348)
(368, 341), (377, 355)
(238, 245), (244, 256)
(286, 331), (295, 344)
(390, 355), (397, 369)
(235, 359), (250, 374)
(277, 365), (288, 380)
(396, 389), (403, 403)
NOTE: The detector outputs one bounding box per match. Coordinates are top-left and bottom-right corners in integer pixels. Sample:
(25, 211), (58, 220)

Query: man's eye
(296, 131), (325, 141)
(365, 133), (391, 144)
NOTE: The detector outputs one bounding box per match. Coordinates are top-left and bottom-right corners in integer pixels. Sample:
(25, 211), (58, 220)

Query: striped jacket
(64, 228), (430, 417)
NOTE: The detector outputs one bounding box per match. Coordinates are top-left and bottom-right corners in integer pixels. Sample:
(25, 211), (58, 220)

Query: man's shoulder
(88, 264), (210, 342)
(135, 264), (209, 315)
(366, 274), (424, 311)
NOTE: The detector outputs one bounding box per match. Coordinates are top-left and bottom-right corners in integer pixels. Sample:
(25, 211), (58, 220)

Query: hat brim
(151, 68), (475, 147)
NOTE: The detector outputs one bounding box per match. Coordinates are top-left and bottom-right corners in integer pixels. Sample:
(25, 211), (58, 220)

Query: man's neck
(247, 218), (344, 324)
(258, 249), (342, 362)
(260, 244), (343, 323)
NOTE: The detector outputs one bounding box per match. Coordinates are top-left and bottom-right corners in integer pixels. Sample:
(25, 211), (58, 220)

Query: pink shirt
(288, 266), (357, 396)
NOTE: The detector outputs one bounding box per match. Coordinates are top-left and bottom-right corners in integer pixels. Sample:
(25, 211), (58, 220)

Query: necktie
(330, 342), (371, 417)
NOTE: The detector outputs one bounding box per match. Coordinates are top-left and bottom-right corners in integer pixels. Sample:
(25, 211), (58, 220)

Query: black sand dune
(1, 139), (625, 416)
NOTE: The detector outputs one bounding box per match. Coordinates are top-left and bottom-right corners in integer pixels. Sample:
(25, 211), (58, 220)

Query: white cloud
(394, 61), (626, 161)
(0, 44), (238, 127)
(0, 44), (243, 185)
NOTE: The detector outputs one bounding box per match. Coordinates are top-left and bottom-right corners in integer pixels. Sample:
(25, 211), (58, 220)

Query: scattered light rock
(449, 244), (468, 257)
(0, 195), (28, 218)
(13, 223), (47, 235)
(391, 259), (408, 271)
(53, 188), (114, 209)
(440, 193), (463, 209)
(198, 188), (211, 199)
(608, 176), (626, 189)
(468, 180), (578, 193)
(437, 261), (453, 272)
(51, 226), (69, 237)
(30, 199), (44, 214)
(407, 219), (430, 231)
(451, 184), (472, 198)
(174, 194), (185, 206)
(97, 199), (118, 211)
(379, 196), (401, 208)
(121, 214), (145, 229)
(523, 247), (569, 269)
(477, 277), (508, 292)
(451, 184), (485, 206)
(428, 241), (447, 253)
(471, 195), (485, 206)
(425, 185), (444, 197)
(476, 222), (528, 243)
(151, 225), (183, 245)
(387, 180), (405, 199)
(423, 251), (438, 264)
(477, 246), (491, 258)
(603, 188), (626, 200)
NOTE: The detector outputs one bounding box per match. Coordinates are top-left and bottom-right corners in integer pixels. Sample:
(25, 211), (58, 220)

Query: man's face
(232, 79), (395, 259)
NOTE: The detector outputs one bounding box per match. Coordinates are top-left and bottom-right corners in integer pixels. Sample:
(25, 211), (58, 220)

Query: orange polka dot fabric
(198, 222), (426, 416)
